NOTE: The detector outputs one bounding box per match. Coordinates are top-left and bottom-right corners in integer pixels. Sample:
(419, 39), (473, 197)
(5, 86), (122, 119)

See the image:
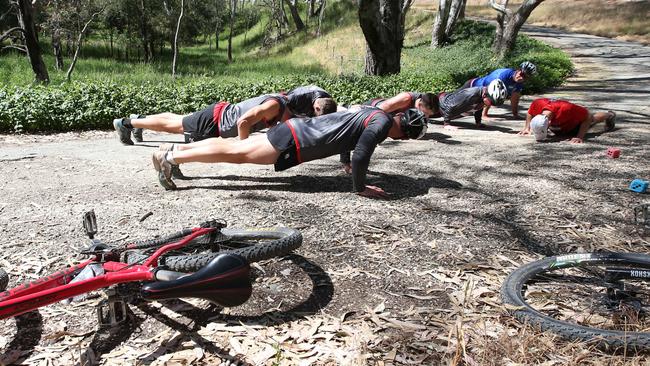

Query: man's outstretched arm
(350, 122), (390, 198)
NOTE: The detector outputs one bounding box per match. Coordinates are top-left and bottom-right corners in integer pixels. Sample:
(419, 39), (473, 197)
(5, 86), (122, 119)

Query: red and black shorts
(181, 102), (228, 142)
(266, 122), (300, 172)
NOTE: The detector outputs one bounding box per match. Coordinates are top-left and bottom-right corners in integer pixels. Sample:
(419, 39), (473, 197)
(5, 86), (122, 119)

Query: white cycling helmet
(487, 79), (508, 106)
(520, 61), (537, 76)
(530, 114), (549, 141)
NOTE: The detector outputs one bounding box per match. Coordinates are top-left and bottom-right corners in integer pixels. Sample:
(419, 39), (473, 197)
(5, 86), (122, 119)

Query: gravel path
(0, 27), (649, 365)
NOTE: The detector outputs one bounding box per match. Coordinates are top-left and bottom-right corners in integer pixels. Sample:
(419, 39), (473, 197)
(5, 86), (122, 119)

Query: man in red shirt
(518, 98), (616, 143)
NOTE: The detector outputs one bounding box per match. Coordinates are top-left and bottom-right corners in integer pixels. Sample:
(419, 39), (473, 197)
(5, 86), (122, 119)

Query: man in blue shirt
(461, 61), (537, 121)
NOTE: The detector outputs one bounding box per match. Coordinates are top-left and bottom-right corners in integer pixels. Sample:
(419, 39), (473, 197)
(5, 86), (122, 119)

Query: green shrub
(0, 20), (572, 133)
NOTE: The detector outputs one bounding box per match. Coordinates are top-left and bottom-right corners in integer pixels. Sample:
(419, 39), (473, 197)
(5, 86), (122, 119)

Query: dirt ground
(1, 26), (650, 365)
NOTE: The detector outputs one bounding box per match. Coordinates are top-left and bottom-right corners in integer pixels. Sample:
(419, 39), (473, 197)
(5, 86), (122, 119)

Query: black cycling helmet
(400, 108), (428, 139)
(519, 61), (537, 76)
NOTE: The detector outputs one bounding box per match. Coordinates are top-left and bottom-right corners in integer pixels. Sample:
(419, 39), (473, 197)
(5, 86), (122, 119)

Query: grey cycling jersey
(219, 94), (287, 138)
(286, 85), (332, 117)
(366, 92), (424, 112)
(283, 107), (393, 191)
(438, 87), (486, 123)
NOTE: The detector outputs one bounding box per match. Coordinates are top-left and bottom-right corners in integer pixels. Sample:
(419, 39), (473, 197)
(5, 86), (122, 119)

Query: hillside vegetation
(0, 2), (571, 132)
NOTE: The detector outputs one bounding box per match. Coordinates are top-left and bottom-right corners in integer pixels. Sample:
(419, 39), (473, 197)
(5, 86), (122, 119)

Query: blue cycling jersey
(473, 68), (523, 95)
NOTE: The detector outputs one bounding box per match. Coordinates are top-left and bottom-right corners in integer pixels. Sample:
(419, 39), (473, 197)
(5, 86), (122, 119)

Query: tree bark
(172, 0), (184, 78)
(359, 0), (413, 76)
(316, 0), (325, 36)
(227, 0), (235, 62)
(66, 7), (104, 81)
(52, 34), (64, 70)
(284, 0), (305, 31)
(490, 0), (544, 59)
(431, 0), (449, 48)
(16, 0), (49, 83)
(444, 0), (464, 39)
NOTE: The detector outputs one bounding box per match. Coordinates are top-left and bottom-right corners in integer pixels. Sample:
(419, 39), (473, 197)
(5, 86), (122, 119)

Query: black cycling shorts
(181, 103), (221, 142)
(266, 123), (299, 172)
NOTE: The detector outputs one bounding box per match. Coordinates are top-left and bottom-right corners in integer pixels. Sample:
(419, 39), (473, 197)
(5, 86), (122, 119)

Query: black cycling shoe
(132, 128), (144, 142)
(113, 118), (133, 145)
(129, 114), (145, 142)
(171, 165), (186, 179)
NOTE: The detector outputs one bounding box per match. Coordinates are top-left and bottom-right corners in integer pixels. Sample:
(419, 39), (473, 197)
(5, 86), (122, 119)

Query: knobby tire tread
(0, 268), (7, 291)
(125, 227), (302, 272)
(501, 252), (650, 349)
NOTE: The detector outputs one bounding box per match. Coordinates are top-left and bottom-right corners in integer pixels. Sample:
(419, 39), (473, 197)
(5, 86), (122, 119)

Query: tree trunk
(66, 7), (104, 81)
(284, 0), (305, 31)
(316, 0), (325, 36)
(359, 0), (412, 76)
(109, 31), (114, 57)
(458, 0), (466, 19)
(52, 34), (64, 70)
(139, 0), (151, 62)
(490, 0), (544, 59)
(172, 0), (184, 78)
(16, 0), (49, 83)
(227, 0), (235, 62)
(444, 0), (464, 39)
(431, 0), (449, 48)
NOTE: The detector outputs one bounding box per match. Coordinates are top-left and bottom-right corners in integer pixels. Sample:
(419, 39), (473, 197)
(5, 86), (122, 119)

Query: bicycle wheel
(126, 227), (302, 272)
(0, 268), (7, 291)
(502, 252), (650, 349)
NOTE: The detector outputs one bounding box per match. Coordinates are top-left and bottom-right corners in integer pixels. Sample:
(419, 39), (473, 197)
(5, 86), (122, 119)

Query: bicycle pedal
(97, 290), (129, 327)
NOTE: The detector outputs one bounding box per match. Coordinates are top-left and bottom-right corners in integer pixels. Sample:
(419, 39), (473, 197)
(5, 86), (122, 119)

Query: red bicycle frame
(0, 227), (215, 320)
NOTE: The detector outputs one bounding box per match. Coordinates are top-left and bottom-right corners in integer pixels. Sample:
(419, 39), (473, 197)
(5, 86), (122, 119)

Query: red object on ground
(607, 147), (621, 158)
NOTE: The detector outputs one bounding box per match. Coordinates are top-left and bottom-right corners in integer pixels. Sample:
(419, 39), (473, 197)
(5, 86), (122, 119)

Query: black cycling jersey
(363, 92), (424, 113)
(219, 94), (287, 138)
(267, 107), (393, 192)
(285, 85), (332, 117)
(438, 87), (486, 124)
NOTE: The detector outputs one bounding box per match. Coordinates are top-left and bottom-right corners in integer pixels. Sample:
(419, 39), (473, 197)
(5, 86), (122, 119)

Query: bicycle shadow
(134, 254), (333, 364)
(74, 309), (145, 366)
(0, 311), (43, 365)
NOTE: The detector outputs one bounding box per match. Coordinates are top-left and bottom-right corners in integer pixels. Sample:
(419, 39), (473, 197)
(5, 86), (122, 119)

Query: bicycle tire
(0, 268), (7, 291)
(126, 227), (302, 272)
(502, 252), (650, 349)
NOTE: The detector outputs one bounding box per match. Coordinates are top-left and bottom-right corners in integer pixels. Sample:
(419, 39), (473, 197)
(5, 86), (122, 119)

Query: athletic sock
(165, 151), (177, 165)
(122, 118), (133, 129)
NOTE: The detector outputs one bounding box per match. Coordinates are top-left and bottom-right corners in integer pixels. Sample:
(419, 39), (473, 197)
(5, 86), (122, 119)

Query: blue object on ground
(630, 179), (649, 193)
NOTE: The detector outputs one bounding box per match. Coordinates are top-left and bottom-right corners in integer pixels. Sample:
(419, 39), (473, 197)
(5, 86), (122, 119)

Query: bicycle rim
(126, 227), (302, 272)
(501, 252), (650, 349)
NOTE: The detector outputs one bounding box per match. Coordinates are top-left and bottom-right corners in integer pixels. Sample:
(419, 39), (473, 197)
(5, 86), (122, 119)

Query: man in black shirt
(151, 107), (427, 198)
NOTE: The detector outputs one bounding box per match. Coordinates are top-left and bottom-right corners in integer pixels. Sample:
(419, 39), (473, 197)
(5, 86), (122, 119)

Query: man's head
(515, 61), (537, 82)
(415, 93), (440, 118)
(390, 108), (427, 140)
(314, 98), (338, 116)
(530, 114), (549, 141)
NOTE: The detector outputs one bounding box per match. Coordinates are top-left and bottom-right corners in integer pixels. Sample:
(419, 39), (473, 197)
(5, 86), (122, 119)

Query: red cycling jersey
(543, 100), (589, 133)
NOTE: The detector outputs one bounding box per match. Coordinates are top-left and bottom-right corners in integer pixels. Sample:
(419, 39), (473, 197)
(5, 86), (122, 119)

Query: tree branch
(1, 45), (27, 53)
(488, 0), (511, 16)
(402, 0), (414, 13)
(0, 27), (25, 43)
